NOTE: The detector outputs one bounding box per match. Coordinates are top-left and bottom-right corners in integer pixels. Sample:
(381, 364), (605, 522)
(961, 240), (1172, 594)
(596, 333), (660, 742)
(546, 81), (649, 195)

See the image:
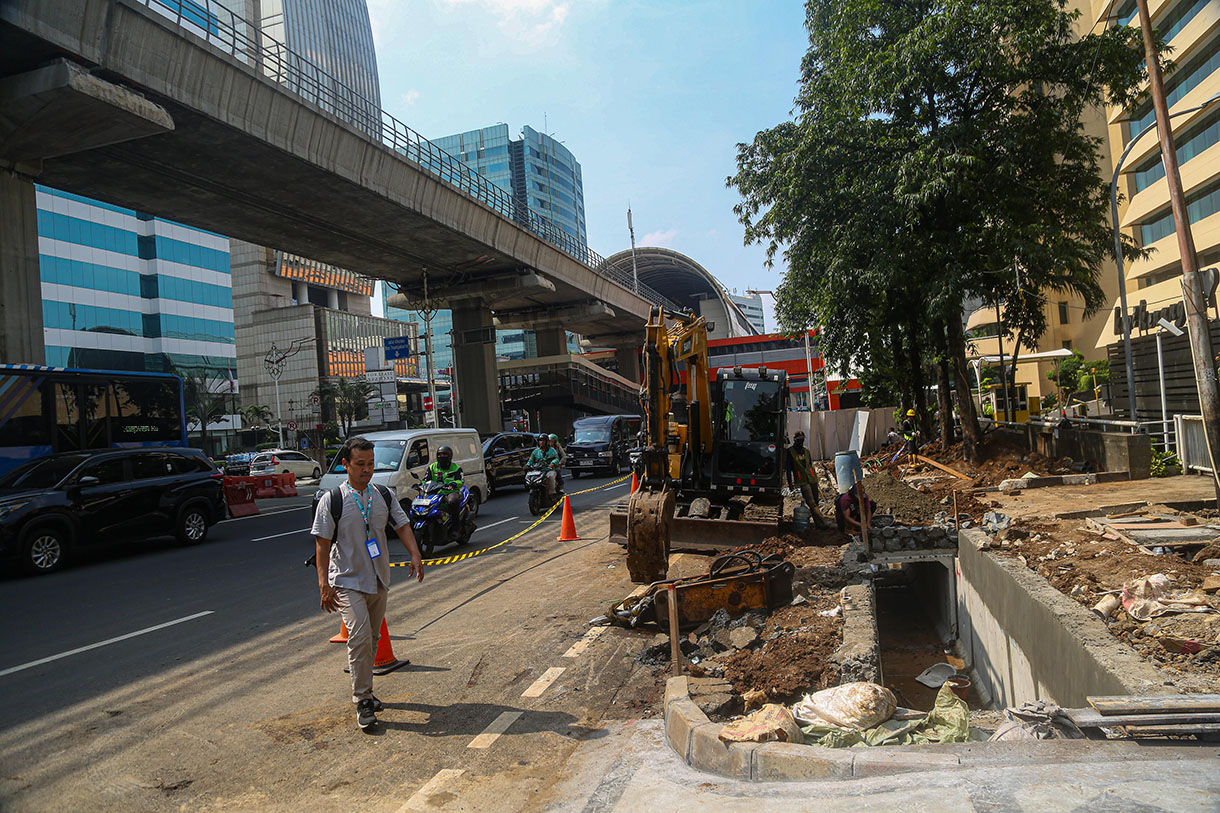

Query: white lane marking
(475, 516), (516, 532)
(521, 666), (566, 698)
(0, 611), (215, 678)
(466, 711), (522, 749)
(252, 527), (312, 541)
(221, 505), (308, 522)
(398, 769), (464, 811)
(603, 482), (629, 490)
(562, 626), (607, 658)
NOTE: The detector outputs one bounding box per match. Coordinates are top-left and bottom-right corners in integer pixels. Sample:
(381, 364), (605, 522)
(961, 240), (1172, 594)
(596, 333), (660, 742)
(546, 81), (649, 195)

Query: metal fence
(1022, 414), (1177, 451)
(136, 0), (678, 311)
(1175, 415), (1215, 475)
(500, 362), (638, 413)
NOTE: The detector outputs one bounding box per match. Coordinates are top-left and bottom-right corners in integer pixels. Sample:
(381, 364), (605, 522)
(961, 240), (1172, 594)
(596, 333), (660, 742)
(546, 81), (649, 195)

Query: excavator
(621, 307), (789, 583)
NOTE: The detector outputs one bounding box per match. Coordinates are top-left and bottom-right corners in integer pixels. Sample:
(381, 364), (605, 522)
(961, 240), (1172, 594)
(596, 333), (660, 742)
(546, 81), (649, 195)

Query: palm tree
(178, 367), (230, 454)
(242, 403), (273, 443)
(314, 378), (375, 436)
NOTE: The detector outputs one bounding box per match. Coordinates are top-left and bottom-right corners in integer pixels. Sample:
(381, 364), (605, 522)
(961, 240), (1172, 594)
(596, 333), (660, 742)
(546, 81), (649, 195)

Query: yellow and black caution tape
(391, 473), (632, 567)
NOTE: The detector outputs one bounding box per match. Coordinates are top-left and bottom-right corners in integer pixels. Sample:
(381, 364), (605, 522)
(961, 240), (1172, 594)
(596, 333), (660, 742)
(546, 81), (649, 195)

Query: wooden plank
(1106, 511), (1150, 519)
(1107, 521), (1189, 530)
(1066, 709), (1220, 727)
(911, 455), (972, 480)
(1088, 694), (1220, 715)
(1120, 723), (1220, 736)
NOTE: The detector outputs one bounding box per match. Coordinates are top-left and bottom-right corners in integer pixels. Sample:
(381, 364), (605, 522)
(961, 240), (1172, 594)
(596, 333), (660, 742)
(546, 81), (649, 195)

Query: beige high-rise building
(965, 0), (1220, 415)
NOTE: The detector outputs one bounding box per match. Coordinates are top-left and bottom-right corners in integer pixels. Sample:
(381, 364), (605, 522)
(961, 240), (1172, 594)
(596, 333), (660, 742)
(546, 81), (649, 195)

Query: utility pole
(419, 271), (438, 428)
(627, 206), (639, 292)
(1135, 0), (1220, 499)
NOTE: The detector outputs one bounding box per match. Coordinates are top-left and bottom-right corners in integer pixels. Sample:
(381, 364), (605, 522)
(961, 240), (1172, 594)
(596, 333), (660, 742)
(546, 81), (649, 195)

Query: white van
(316, 428), (487, 515)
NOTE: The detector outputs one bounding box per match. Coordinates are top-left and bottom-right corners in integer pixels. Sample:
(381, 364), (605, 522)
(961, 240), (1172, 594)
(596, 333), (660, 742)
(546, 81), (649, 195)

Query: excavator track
(625, 487), (675, 583)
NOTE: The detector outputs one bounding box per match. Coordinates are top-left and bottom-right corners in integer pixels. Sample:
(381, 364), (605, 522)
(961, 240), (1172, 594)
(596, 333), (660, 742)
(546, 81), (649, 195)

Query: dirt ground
(991, 518), (1220, 683)
(862, 470), (945, 522)
(916, 436), (1074, 487)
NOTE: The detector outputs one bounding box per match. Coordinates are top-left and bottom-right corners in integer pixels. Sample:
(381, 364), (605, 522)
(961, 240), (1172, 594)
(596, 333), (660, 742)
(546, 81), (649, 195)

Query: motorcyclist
(548, 433), (566, 494)
(424, 445), (464, 521)
(526, 434), (561, 497)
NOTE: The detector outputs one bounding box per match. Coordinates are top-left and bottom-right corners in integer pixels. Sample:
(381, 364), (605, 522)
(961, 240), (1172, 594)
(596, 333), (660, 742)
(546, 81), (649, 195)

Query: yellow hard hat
(906, 409), (916, 417)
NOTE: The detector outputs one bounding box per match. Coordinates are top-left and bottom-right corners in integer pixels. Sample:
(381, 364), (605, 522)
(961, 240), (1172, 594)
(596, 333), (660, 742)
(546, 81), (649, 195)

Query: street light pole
(1134, 0), (1220, 499)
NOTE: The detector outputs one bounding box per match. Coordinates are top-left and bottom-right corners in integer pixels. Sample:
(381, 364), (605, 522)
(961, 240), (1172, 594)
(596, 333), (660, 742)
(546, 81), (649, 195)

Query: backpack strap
(372, 483), (393, 509)
(328, 485), (344, 525)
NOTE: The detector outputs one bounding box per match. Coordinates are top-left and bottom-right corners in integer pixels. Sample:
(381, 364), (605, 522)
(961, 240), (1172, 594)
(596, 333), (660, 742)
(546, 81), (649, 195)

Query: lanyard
(348, 482), (373, 536)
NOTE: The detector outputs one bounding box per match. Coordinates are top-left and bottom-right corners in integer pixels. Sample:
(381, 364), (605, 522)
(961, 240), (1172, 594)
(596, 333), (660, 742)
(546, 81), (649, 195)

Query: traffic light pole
(1135, 0), (1220, 500)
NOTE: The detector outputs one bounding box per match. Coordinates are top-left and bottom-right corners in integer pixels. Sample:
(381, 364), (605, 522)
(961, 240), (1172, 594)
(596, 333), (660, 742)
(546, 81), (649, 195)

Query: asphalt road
(0, 470), (631, 732)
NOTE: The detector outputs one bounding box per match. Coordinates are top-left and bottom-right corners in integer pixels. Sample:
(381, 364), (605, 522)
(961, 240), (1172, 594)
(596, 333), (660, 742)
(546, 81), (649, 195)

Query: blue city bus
(0, 365), (187, 474)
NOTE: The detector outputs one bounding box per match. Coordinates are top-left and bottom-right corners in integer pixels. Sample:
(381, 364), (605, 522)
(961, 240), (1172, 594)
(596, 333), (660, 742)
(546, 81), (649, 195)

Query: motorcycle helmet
(548, 433), (560, 444)
(538, 433), (549, 444)
(436, 445), (453, 466)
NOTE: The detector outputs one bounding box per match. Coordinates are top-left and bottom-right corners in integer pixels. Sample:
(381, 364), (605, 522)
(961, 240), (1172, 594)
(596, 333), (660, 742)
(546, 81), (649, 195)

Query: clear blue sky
(366, 0), (810, 330)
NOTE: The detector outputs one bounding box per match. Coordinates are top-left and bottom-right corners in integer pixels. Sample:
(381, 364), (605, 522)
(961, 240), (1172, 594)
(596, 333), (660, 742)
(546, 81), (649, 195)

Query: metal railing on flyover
(135, 0), (679, 312)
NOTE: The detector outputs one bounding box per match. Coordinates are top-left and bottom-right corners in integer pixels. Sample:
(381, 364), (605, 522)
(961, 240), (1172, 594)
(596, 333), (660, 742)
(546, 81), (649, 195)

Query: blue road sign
(384, 335), (412, 360)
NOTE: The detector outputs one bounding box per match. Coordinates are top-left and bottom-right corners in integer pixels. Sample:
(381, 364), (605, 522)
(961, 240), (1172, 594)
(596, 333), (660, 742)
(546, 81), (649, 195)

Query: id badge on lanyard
(352, 484), (381, 559)
(366, 535), (381, 559)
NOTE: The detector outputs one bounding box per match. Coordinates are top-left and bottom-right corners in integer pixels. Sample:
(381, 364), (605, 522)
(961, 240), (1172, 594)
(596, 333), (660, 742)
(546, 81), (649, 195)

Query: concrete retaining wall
(955, 528), (1168, 708)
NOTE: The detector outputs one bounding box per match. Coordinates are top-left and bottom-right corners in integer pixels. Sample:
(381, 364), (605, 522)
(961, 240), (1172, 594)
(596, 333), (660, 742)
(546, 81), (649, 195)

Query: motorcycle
(525, 467), (554, 516)
(408, 473), (476, 555)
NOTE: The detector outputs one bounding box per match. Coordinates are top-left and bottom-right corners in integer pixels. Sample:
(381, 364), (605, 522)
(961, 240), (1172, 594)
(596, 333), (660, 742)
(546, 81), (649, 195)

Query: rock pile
(867, 513), (959, 554)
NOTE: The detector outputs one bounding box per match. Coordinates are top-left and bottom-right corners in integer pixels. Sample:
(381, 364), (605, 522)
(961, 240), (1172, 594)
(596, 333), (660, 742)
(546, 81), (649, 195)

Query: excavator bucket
(626, 486), (675, 583)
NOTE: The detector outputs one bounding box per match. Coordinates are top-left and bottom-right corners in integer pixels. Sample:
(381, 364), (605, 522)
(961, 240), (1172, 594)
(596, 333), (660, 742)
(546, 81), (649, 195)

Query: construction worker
(527, 434), (561, 497)
(901, 409), (918, 456)
(786, 431), (831, 530)
(423, 444), (464, 519)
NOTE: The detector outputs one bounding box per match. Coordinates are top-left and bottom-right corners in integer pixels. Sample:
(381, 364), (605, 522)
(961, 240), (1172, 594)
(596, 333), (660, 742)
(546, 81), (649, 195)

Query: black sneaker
(369, 696), (384, 713)
(357, 698), (378, 730)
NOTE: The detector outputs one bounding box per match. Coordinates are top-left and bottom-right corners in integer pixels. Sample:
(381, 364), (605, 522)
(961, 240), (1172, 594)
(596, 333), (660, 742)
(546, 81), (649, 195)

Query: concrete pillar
(293, 280), (308, 304)
(615, 343), (642, 383)
(0, 171), (45, 364)
(326, 287), (339, 309)
(535, 326), (568, 358)
(451, 303), (499, 433)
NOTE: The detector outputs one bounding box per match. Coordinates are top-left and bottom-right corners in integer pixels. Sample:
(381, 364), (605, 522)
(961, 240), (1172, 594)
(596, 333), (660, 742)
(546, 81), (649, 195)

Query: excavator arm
(627, 307), (712, 583)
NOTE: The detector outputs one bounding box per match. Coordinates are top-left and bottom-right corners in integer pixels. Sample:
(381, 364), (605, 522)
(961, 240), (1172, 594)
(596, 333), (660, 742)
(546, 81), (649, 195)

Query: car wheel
(177, 503), (210, 546)
(21, 522), (69, 575)
(312, 467), (321, 479)
(467, 488), (481, 518)
(571, 470), (581, 479)
(486, 475), (496, 496)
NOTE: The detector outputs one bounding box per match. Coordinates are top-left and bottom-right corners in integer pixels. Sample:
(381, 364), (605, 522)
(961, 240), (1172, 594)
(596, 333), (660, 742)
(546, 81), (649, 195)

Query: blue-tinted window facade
(1130, 36), (1220, 135)
(1132, 112), (1220, 192)
(35, 186), (237, 383)
(1138, 178), (1220, 244)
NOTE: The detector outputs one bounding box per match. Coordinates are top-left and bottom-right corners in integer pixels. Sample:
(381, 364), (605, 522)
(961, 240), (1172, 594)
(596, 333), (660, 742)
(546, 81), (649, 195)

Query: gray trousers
(336, 586), (388, 704)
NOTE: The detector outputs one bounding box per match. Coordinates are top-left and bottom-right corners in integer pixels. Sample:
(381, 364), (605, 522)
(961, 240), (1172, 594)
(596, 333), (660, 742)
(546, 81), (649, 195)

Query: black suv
(481, 431), (537, 493)
(0, 448), (225, 575)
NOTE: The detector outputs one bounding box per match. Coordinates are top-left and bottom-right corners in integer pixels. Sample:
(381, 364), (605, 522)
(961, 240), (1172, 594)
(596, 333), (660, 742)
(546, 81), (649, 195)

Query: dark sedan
(0, 448), (225, 575)
(481, 431), (536, 494)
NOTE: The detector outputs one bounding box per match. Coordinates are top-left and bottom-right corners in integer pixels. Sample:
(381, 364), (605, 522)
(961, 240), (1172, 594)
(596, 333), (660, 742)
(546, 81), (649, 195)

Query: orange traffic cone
(371, 618), (409, 675)
(630, 471), (639, 494)
(330, 620), (349, 643)
(557, 495), (581, 541)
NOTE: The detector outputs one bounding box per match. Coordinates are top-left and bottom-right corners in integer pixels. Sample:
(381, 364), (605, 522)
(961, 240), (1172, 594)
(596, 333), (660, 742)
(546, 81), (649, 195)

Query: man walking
(786, 430), (831, 530)
(312, 436), (424, 731)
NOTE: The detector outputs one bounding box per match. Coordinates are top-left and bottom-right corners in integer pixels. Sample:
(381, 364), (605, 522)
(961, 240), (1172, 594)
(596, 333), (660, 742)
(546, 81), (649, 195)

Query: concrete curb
(997, 471), (1130, 493)
(663, 676), (1214, 781)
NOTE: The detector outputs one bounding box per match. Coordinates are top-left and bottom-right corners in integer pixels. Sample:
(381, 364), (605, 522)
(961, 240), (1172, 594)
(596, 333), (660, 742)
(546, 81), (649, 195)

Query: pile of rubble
(867, 514), (958, 555)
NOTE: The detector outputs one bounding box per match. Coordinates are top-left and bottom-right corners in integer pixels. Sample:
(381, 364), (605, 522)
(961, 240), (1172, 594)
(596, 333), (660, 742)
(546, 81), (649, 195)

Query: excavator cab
(711, 367), (788, 494)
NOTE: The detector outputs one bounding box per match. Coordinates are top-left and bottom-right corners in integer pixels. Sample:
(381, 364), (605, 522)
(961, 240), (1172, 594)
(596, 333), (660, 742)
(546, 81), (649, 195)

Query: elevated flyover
(0, 0), (667, 429)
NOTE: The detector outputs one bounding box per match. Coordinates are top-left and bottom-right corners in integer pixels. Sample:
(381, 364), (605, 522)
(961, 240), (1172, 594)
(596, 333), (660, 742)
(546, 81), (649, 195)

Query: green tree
(314, 378), (375, 436)
(242, 403), (273, 444)
(729, 0), (1148, 463)
(178, 367), (230, 453)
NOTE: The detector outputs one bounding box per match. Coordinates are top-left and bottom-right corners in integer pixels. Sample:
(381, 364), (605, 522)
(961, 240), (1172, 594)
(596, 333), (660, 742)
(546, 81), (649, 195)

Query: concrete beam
(494, 301), (614, 331)
(385, 273), (554, 310)
(0, 170), (45, 363)
(0, 59), (173, 167)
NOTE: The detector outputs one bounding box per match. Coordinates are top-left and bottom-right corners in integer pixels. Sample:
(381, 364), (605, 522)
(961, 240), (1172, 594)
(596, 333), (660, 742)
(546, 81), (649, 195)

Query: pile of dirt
(737, 531), (846, 560)
(862, 471), (942, 523)
(720, 600), (844, 704)
(917, 436), (1074, 487)
(995, 519), (1220, 681)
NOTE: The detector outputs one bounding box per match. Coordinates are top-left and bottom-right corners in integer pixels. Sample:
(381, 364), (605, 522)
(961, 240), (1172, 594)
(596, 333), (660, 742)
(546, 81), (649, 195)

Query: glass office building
(434, 123), (587, 245)
(397, 123), (587, 365)
(36, 185), (236, 381)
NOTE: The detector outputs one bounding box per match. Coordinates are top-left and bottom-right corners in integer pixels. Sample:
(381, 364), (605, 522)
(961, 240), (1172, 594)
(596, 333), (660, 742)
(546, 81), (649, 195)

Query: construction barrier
(276, 472), (298, 498)
(253, 475), (278, 499)
(222, 476), (259, 517)
(391, 473), (631, 568)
